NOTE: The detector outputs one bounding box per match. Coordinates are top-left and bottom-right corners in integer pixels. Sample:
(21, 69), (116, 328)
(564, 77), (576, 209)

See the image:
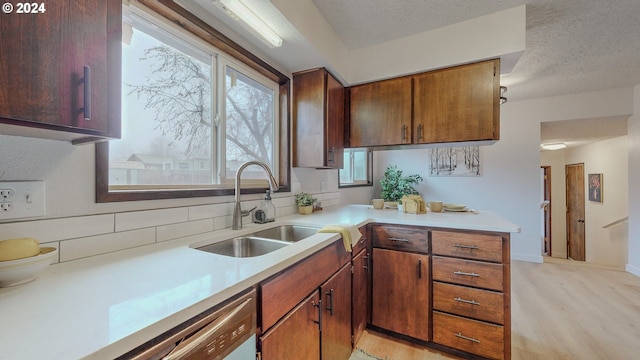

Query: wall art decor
(588, 173), (602, 202)
(429, 146), (481, 176)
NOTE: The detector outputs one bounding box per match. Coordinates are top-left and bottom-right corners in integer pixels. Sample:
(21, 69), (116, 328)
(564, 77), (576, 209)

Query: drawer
(432, 256), (504, 291)
(432, 230), (503, 262)
(352, 226), (369, 255)
(433, 311), (504, 360)
(433, 282), (504, 324)
(372, 225), (428, 253)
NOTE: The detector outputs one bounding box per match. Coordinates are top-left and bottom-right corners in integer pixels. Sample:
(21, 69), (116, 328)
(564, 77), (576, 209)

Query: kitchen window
(339, 148), (373, 187)
(96, 3), (290, 202)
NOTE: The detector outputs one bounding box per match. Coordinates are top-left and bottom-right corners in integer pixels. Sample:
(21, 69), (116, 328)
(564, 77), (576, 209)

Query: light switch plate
(0, 181), (46, 220)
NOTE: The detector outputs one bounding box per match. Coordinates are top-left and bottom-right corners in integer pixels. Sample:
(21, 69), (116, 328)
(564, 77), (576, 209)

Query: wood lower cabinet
(352, 226), (370, 346)
(260, 290), (321, 360)
(431, 229), (511, 360)
(321, 263), (353, 360)
(258, 238), (352, 360)
(293, 68), (345, 168)
(371, 248), (430, 341)
(0, 0), (121, 142)
(349, 77), (412, 147)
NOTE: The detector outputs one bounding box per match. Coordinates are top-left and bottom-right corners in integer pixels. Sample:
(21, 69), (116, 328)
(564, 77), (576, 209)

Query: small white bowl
(0, 247), (58, 287)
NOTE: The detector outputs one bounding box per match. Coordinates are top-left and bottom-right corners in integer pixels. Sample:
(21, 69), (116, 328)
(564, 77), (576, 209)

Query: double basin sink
(196, 225), (319, 258)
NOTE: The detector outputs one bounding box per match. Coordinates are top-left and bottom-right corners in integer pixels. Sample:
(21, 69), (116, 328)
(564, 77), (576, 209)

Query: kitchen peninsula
(0, 205), (519, 360)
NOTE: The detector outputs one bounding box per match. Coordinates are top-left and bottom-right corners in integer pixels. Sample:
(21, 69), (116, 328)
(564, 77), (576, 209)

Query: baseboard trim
(512, 253), (543, 263)
(626, 263), (640, 278)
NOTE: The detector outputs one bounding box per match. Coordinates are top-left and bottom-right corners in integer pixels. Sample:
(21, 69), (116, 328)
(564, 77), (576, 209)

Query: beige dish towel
(317, 224), (362, 252)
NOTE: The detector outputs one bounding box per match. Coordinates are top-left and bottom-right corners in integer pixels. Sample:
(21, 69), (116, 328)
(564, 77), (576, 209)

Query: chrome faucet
(233, 160), (279, 230)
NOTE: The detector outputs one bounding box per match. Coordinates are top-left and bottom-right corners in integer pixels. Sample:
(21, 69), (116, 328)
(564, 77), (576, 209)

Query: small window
(339, 148), (373, 187)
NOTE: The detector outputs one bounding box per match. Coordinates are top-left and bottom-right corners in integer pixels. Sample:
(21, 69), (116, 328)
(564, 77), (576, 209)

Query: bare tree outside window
(110, 19), (276, 187)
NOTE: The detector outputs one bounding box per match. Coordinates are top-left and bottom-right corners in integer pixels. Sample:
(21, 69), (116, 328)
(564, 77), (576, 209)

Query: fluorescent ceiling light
(218, 0), (283, 48)
(541, 143), (566, 150)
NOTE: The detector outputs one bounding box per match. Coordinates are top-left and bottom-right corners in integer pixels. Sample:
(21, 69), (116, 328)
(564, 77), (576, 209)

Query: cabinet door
(325, 72), (345, 168)
(321, 263), (352, 360)
(413, 59), (499, 143)
(352, 248), (370, 346)
(0, 0), (121, 140)
(260, 290), (321, 360)
(293, 68), (344, 168)
(349, 77), (412, 147)
(371, 248), (430, 341)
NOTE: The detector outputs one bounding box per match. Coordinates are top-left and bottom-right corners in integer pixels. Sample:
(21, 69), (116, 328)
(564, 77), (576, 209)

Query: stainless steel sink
(249, 225), (319, 242)
(197, 237), (290, 258)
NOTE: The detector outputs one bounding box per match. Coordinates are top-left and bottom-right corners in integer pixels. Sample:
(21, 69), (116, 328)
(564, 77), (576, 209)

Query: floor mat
(349, 347), (389, 360)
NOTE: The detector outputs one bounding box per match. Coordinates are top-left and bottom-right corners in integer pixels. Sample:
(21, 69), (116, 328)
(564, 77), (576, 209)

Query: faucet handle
(241, 206), (257, 217)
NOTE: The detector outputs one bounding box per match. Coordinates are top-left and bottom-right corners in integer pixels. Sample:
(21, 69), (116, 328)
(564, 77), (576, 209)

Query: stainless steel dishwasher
(118, 288), (256, 360)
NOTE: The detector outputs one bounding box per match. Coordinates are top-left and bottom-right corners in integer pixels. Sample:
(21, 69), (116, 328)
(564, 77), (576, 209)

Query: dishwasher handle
(163, 297), (253, 360)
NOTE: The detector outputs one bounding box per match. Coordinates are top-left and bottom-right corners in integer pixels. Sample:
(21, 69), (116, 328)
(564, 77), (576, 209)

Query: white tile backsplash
(60, 228), (156, 262)
(0, 191), (341, 263)
(0, 214), (114, 244)
(157, 219), (214, 242)
(115, 208), (188, 232)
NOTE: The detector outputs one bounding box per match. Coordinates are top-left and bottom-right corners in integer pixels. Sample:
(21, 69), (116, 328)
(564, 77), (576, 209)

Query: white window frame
(339, 148), (373, 187)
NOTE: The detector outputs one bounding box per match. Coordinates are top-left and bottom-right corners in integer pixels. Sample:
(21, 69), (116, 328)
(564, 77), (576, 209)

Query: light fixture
(217, 0), (283, 48)
(541, 143), (567, 151)
(500, 86), (508, 104)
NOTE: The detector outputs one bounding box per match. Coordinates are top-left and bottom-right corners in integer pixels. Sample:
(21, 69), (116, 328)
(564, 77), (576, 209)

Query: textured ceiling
(311, 0), (640, 146)
(312, 0), (640, 101)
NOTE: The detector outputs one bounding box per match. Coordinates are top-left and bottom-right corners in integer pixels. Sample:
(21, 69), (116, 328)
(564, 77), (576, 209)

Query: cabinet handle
(417, 258), (422, 279)
(455, 332), (480, 343)
(454, 270), (480, 277)
(312, 300), (322, 330)
(363, 252), (369, 273)
(453, 244), (480, 250)
(328, 147), (334, 164)
(325, 289), (334, 316)
(454, 297), (480, 306)
(417, 124), (423, 141)
(401, 124), (407, 141)
(388, 236), (409, 242)
(82, 66), (91, 120)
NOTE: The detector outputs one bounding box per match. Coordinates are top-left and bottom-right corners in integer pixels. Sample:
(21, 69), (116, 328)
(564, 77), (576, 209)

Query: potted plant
(380, 165), (423, 209)
(294, 192), (317, 215)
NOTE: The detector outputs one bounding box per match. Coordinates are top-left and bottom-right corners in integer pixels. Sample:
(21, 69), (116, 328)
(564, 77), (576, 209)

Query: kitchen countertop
(0, 205), (519, 360)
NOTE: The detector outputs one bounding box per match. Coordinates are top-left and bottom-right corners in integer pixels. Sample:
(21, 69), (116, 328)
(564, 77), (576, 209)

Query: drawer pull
(454, 270), (480, 277)
(454, 297), (480, 306)
(455, 332), (480, 343)
(453, 244), (479, 250)
(388, 236), (410, 242)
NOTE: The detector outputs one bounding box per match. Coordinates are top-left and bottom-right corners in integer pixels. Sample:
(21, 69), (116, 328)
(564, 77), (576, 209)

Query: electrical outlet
(0, 181), (45, 220)
(0, 189), (15, 201)
(0, 202), (12, 212)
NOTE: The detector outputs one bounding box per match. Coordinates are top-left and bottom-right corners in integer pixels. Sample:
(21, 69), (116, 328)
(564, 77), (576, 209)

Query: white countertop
(0, 205), (519, 360)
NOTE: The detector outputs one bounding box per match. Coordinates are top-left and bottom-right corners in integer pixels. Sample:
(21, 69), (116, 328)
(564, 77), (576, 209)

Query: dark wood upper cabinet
(293, 68), (345, 168)
(349, 77), (412, 147)
(347, 59), (500, 148)
(413, 59), (500, 144)
(0, 0), (121, 143)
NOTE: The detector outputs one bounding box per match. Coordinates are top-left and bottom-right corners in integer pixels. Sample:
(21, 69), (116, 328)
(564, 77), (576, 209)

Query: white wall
(540, 149), (568, 258)
(628, 84), (640, 276)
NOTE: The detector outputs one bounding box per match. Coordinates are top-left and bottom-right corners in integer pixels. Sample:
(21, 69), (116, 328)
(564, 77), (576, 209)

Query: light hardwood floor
(354, 260), (640, 359)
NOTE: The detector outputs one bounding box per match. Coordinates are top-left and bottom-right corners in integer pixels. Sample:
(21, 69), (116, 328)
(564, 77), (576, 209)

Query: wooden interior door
(542, 166), (552, 256)
(566, 163), (585, 261)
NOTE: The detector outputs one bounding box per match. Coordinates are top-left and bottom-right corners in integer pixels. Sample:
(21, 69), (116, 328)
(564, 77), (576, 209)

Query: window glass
(339, 148), (373, 187)
(223, 65), (277, 180)
(108, 9), (279, 190)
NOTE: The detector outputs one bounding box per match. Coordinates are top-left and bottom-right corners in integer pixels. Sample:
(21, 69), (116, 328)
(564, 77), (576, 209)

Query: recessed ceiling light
(541, 143), (566, 150)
